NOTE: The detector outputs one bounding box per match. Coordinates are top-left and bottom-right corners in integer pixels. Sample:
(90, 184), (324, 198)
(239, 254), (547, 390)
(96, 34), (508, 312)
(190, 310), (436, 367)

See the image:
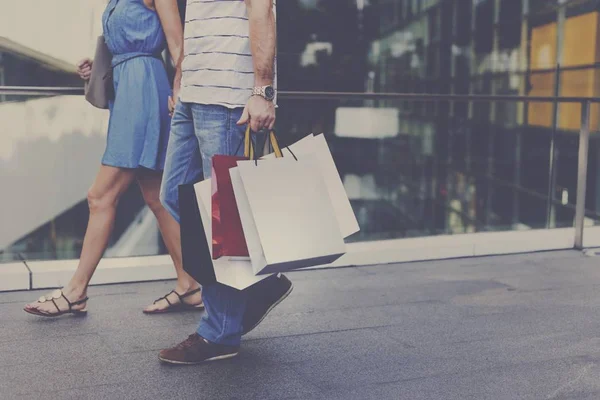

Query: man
(158, 0), (291, 364)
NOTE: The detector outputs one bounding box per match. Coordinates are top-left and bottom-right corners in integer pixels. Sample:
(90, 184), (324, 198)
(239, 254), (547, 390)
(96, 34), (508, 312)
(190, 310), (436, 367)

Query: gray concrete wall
(0, 96), (108, 249)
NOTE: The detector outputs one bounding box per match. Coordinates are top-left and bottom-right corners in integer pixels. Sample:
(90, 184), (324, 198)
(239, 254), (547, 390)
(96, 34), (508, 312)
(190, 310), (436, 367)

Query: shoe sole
(143, 304), (205, 315)
(158, 352), (239, 365)
(242, 282), (294, 336)
(23, 307), (88, 318)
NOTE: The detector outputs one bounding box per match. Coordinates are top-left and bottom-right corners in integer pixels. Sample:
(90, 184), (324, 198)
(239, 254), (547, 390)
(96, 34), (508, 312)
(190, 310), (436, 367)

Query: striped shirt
(179, 0), (277, 108)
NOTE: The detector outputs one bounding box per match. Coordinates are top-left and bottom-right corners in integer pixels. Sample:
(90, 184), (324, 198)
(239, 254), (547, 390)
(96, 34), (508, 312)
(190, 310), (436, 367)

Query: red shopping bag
(212, 155), (250, 259)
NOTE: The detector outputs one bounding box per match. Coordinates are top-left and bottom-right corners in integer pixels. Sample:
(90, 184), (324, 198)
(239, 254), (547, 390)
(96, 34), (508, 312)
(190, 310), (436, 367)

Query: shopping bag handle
(260, 130), (298, 161)
(254, 127), (285, 159)
(257, 128), (288, 160)
(233, 126), (255, 159)
(233, 126), (285, 159)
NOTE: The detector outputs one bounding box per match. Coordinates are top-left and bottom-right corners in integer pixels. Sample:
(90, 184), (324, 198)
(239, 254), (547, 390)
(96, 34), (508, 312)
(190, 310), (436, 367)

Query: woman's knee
(144, 190), (164, 214)
(87, 188), (118, 213)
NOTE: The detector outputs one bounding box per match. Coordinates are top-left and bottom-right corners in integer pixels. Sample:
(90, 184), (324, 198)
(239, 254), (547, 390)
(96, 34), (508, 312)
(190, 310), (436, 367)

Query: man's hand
(77, 58), (93, 80)
(168, 81), (180, 116)
(237, 95), (275, 132)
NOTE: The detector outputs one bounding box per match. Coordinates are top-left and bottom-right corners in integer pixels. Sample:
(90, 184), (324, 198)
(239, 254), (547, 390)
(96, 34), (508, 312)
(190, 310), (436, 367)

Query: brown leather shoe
(159, 333), (239, 365)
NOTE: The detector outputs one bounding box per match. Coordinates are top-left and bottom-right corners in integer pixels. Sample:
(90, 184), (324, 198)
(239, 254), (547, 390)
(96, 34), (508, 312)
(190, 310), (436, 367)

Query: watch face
(264, 86), (275, 100)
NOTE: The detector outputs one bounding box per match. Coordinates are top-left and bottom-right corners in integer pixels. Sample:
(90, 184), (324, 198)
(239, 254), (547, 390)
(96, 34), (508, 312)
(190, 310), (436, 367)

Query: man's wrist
(254, 76), (273, 87)
(252, 85), (275, 102)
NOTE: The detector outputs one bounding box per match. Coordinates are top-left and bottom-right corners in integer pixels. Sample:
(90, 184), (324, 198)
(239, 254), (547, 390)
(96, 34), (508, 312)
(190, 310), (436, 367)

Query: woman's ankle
(62, 283), (88, 300)
(175, 279), (200, 293)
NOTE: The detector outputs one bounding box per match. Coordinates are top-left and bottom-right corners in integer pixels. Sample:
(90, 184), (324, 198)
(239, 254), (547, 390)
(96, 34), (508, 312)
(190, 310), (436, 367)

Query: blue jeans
(160, 101), (259, 346)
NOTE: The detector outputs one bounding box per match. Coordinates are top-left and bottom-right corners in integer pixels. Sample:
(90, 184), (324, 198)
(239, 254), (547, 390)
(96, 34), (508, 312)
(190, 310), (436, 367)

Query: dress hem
(101, 160), (164, 172)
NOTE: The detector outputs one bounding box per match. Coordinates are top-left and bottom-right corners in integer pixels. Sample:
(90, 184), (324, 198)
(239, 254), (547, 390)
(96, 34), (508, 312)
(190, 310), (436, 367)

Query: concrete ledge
(583, 226), (600, 248)
(328, 236), (474, 267)
(28, 255), (175, 290)
(320, 227), (575, 268)
(0, 262), (30, 291)
(3, 227), (581, 292)
(471, 227), (575, 256)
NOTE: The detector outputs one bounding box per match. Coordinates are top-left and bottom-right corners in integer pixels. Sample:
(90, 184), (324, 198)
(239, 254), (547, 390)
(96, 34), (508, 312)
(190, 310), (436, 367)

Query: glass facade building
(279, 0), (600, 237)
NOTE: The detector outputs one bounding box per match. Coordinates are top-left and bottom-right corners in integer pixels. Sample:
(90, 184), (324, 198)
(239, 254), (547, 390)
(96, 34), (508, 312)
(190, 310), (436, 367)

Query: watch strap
(253, 85), (275, 101)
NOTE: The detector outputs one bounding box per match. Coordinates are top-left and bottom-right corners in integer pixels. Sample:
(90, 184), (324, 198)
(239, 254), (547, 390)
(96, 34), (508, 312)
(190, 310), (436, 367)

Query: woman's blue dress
(101, 0), (171, 170)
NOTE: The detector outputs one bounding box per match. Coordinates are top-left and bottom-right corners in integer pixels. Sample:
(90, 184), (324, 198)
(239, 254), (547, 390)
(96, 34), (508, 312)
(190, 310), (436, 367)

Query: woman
(24, 0), (202, 316)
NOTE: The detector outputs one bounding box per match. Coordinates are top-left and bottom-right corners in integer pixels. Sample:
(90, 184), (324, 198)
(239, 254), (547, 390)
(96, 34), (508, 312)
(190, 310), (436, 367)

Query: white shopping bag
(272, 133), (359, 238)
(235, 155), (346, 275)
(193, 179), (272, 290)
(230, 167), (267, 273)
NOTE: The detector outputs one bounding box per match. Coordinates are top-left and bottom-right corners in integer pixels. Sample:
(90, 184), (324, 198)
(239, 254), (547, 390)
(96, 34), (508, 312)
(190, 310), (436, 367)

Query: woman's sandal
(143, 288), (204, 314)
(23, 289), (88, 318)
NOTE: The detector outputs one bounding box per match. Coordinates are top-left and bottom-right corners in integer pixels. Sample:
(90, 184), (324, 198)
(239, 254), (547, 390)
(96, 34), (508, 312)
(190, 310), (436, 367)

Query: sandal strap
(152, 288), (201, 308)
(60, 292), (74, 312)
(154, 290), (175, 306)
(51, 299), (61, 314)
(60, 292), (87, 311)
(71, 297), (89, 306)
(174, 288), (201, 303)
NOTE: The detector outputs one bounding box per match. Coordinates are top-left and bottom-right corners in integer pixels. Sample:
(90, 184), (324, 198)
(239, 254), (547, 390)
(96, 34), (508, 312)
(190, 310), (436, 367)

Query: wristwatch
(252, 85), (276, 102)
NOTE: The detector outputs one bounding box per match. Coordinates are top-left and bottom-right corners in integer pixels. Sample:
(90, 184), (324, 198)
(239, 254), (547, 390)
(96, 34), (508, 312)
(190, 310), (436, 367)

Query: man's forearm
(246, 0), (276, 86)
(173, 53), (183, 90)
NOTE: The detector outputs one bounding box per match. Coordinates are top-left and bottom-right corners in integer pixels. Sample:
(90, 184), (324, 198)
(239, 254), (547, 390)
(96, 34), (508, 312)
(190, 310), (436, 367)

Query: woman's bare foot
(143, 283), (203, 313)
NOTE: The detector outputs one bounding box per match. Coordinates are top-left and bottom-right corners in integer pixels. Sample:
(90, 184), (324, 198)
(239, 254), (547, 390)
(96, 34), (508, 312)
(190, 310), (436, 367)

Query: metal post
(484, 0), (501, 229)
(546, 63), (561, 228)
(546, 6), (565, 228)
(512, 131), (522, 226)
(575, 101), (591, 249)
(0, 53), (5, 103)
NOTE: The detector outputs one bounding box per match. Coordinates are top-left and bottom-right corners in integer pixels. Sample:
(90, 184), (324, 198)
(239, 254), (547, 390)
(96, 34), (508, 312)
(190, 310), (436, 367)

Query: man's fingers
(77, 58), (91, 68)
(236, 106), (249, 125)
(263, 114), (275, 131)
(250, 119), (261, 133)
(254, 116), (265, 130)
(78, 64), (91, 78)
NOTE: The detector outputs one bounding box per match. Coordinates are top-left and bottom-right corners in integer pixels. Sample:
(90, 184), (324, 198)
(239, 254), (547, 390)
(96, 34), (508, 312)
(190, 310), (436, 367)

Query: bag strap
(244, 125), (255, 159)
(268, 131), (283, 158)
(233, 126), (283, 159)
(268, 130), (297, 161)
(257, 129), (285, 159)
(252, 127), (283, 159)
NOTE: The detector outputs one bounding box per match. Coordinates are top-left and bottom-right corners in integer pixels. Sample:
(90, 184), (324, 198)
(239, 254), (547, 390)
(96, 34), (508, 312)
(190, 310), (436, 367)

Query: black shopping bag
(179, 183), (217, 287)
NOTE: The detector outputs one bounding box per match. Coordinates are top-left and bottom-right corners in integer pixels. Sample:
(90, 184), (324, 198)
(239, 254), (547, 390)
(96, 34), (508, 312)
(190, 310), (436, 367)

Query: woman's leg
(26, 165), (136, 313)
(136, 168), (201, 312)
